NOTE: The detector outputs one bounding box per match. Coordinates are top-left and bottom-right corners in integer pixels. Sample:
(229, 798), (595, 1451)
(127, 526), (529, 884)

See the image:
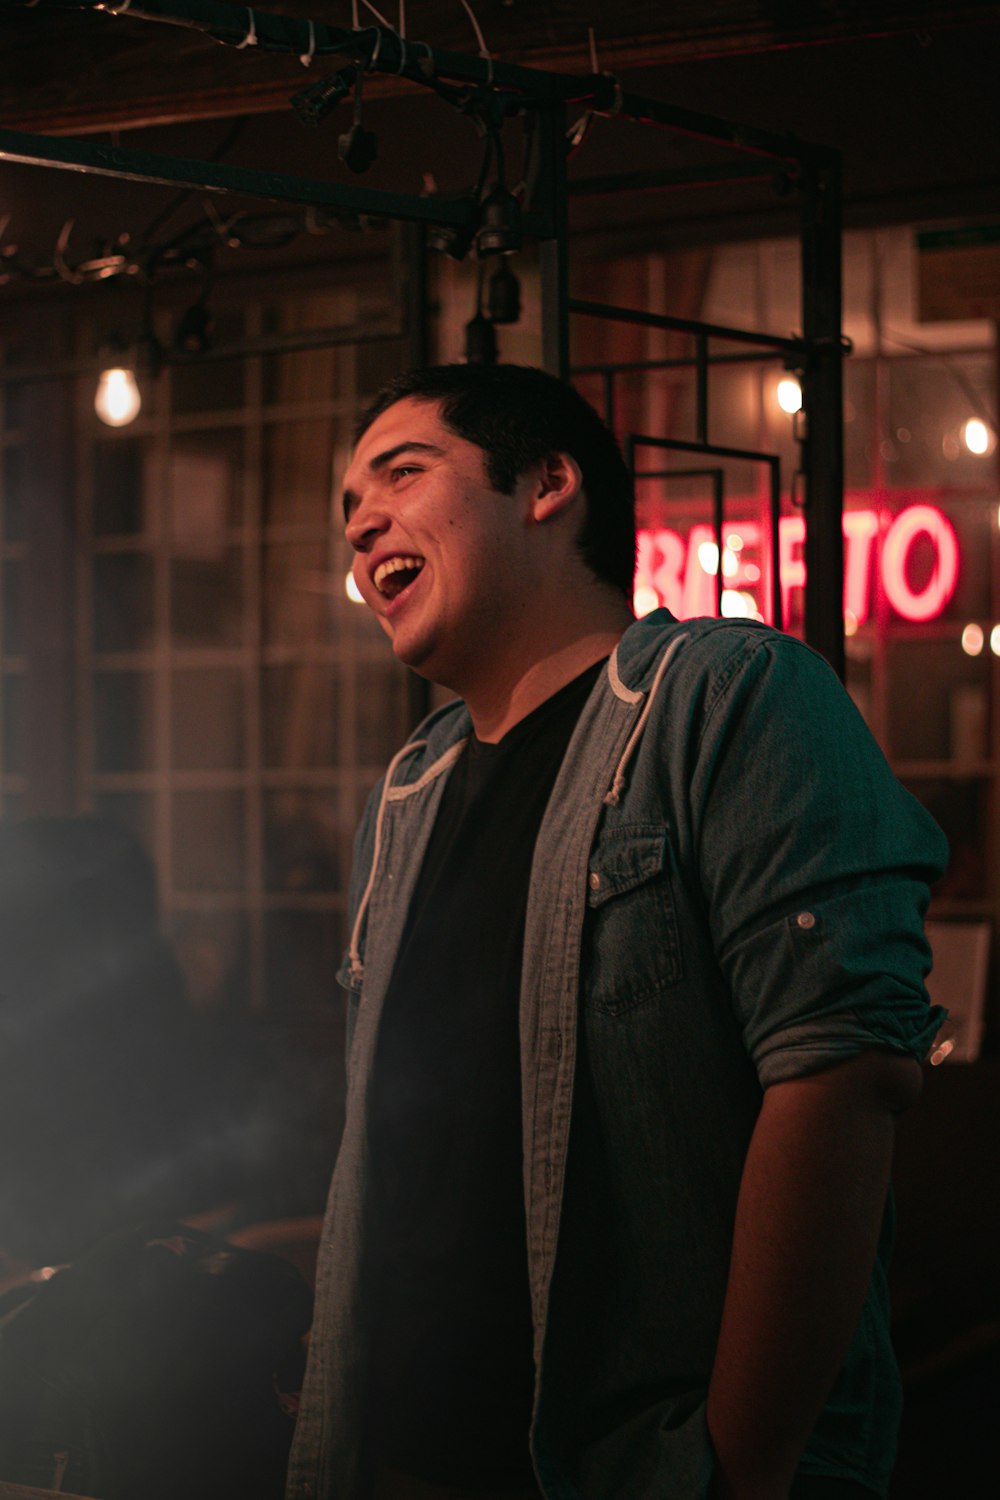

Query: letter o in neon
(882, 505), (959, 622)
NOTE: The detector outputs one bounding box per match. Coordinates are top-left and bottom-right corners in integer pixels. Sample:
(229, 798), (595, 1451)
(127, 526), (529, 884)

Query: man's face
(342, 397), (539, 687)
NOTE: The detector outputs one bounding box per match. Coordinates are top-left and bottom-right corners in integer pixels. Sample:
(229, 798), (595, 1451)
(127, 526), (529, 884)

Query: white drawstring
(347, 738), (426, 984)
(604, 634), (688, 806)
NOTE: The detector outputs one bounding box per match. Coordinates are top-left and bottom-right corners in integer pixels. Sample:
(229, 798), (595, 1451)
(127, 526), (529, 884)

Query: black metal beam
(570, 299), (804, 354)
(0, 0), (834, 166)
(539, 106), (569, 379)
(799, 154), (846, 678)
(0, 126), (554, 237)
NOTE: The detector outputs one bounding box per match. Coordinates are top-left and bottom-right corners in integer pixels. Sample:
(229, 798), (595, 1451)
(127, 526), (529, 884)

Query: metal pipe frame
(0, 0), (844, 669)
(634, 465), (727, 616)
(627, 434), (783, 631)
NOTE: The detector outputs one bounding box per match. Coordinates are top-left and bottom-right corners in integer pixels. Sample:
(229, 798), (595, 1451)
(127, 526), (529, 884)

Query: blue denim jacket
(286, 611), (947, 1500)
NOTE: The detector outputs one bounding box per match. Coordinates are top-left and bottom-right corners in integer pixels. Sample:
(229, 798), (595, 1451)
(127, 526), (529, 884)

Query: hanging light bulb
(95, 361), (141, 427)
(776, 376), (803, 415)
(963, 418), (993, 456)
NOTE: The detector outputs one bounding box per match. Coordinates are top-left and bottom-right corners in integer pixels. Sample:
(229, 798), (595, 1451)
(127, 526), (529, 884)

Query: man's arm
(706, 1048), (922, 1500)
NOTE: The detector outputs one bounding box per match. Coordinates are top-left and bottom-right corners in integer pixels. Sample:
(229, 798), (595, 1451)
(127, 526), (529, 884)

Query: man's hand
(706, 1048), (922, 1499)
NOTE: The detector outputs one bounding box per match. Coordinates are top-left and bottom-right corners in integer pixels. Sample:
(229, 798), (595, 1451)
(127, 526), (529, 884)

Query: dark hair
(355, 364), (636, 597)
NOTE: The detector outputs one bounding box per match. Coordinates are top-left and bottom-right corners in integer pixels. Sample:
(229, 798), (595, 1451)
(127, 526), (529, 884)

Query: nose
(345, 490), (390, 553)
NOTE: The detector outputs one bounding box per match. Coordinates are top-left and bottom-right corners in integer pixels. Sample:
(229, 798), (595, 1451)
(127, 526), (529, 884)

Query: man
(286, 364), (947, 1500)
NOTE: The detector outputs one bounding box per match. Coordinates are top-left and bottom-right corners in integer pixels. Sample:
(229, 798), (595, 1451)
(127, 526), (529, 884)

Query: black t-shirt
(363, 660), (605, 1489)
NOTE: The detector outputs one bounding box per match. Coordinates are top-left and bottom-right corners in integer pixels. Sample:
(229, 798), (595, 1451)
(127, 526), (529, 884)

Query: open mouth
(373, 555), (426, 600)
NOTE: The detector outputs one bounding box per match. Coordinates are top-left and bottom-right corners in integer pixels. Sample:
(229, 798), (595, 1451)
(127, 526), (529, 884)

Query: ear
(529, 451), (584, 524)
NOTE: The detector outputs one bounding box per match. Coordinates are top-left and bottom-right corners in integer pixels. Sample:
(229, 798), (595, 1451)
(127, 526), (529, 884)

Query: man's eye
(391, 465), (419, 481)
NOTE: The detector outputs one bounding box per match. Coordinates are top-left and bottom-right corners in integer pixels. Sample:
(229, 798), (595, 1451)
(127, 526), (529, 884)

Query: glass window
(262, 664), (337, 769)
(172, 790), (247, 892)
(356, 336), (408, 398)
(172, 910), (249, 1009)
(168, 428), (244, 540)
(904, 777), (989, 902)
(170, 549), (245, 648)
(172, 668), (246, 771)
(264, 790), (342, 894)
(886, 355), (995, 489)
(843, 360), (876, 491)
(93, 553), (156, 652)
(170, 311), (246, 414)
(1, 672), (25, 775)
(93, 671), (157, 772)
(266, 911), (340, 1010)
(357, 662), (411, 766)
(263, 540), (338, 647)
(262, 420), (335, 529)
(2, 558), (23, 656)
(94, 436), (150, 536)
(2, 444), (26, 543)
(93, 790), (156, 859)
(886, 638), (992, 763)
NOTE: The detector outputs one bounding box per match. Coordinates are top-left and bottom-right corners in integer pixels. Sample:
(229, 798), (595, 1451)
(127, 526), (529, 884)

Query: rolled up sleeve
(691, 635), (949, 1089)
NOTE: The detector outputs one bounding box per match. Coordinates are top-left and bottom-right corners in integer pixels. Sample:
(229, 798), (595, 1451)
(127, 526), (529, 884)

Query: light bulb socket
(464, 311), (498, 365)
(174, 303), (213, 354)
(475, 185), (522, 257)
(428, 211), (478, 262)
(486, 263), (521, 324)
(291, 66), (357, 127)
(338, 123), (379, 174)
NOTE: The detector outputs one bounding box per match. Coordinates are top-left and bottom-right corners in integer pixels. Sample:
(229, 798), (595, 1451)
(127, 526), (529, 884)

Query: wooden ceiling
(1, 0), (997, 134)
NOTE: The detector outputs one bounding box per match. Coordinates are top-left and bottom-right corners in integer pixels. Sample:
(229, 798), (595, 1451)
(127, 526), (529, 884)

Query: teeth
(373, 555), (424, 595)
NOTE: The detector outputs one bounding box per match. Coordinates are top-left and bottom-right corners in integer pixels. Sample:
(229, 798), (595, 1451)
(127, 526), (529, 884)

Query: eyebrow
(342, 440), (444, 521)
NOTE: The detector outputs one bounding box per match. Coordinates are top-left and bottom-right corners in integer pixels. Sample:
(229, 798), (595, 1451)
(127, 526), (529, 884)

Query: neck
(465, 604), (633, 742)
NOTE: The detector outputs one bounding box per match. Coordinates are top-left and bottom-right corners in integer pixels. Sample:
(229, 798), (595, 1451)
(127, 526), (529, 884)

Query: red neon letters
(634, 504), (960, 625)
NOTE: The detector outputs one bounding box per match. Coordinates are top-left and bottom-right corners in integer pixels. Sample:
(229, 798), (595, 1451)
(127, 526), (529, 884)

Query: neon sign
(634, 504), (960, 625)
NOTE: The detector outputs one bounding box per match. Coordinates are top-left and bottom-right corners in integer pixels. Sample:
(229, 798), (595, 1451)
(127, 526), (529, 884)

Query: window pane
(266, 911), (340, 1010)
(2, 558), (23, 655)
(264, 540), (337, 647)
(262, 420), (335, 528)
(93, 671), (157, 772)
(262, 664), (338, 769)
(172, 359), (246, 414)
(356, 335), (407, 397)
(357, 662), (411, 765)
(904, 777), (988, 903)
(887, 639), (992, 762)
(172, 668), (245, 771)
(886, 355), (995, 488)
(94, 436), (150, 536)
(844, 360), (876, 491)
(263, 345), (345, 408)
(264, 791), (341, 893)
(2, 444), (26, 543)
(170, 312), (246, 414)
(172, 790), (246, 891)
(93, 791), (156, 860)
(93, 553), (155, 652)
(172, 910), (249, 1009)
(168, 428), (244, 540)
(2, 673), (25, 774)
(170, 549), (244, 647)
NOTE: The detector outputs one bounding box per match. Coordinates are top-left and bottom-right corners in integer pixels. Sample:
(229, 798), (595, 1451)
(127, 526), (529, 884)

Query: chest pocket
(583, 823), (683, 1016)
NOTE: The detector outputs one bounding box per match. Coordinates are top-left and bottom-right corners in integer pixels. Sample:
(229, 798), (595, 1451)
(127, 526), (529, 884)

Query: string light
(961, 623), (984, 657)
(963, 418), (993, 456)
(345, 571), (364, 603)
(991, 625), (1000, 658)
(94, 362), (141, 426)
(776, 376), (802, 415)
